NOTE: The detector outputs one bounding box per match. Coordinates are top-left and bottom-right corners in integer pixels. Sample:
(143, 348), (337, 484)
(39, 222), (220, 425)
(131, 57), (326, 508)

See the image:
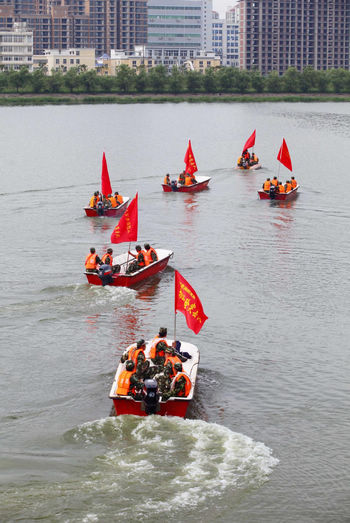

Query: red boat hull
(84, 200), (128, 217)
(85, 254), (172, 287)
(162, 176), (210, 193)
(112, 397), (189, 417)
(258, 185), (299, 200)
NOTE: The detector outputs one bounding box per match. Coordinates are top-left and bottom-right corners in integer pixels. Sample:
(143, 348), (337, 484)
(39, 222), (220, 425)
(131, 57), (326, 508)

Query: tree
(185, 70), (203, 93)
(236, 70), (251, 94)
(80, 69), (98, 93)
(265, 70), (283, 93)
(282, 67), (300, 93)
(115, 65), (136, 93)
(8, 66), (30, 93)
(327, 68), (347, 93)
(48, 69), (64, 93)
(203, 67), (218, 93)
(299, 66), (318, 93)
(148, 65), (168, 93)
(64, 67), (80, 93)
(249, 69), (265, 93)
(135, 66), (148, 93)
(168, 66), (185, 94)
(30, 68), (48, 93)
(217, 67), (239, 92)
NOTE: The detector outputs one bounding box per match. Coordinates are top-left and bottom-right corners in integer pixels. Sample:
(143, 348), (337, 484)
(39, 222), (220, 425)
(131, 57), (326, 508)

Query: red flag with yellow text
(175, 271), (208, 334)
(277, 138), (293, 172)
(184, 140), (198, 175)
(110, 193), (138, 244)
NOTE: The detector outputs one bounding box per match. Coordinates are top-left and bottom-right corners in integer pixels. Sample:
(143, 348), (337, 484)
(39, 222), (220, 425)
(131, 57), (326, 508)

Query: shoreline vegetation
(2, 65), (350, 105)
(2, 93), (350, 105)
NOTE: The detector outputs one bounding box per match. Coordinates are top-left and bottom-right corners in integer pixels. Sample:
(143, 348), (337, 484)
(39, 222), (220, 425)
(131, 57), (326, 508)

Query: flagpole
(174, 312), (177, 344)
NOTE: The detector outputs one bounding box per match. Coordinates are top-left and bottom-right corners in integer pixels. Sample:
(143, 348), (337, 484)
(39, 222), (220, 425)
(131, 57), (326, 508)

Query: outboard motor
(171, 180), (178, 192)
(142, 379), (160, 415)
(269, 185), (276, 199)
(97, 200), (104, 216)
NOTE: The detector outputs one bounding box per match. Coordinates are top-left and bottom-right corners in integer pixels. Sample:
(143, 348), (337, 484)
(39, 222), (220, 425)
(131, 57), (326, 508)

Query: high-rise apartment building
(146, 0), (212, 67)
(212, 6), (239, 67)
(239, 0), (350, 75)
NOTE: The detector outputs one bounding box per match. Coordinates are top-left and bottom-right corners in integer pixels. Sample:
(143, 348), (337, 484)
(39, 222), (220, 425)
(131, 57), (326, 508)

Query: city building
(239, 0), (350, 75)
(184, 49), (220, 71)
(146, 0), (213, 68)
(0, 21), (33, 71)
(212, 6), (239, 67)
(97, 46), (155, 75)
(40, 47), (95, 73)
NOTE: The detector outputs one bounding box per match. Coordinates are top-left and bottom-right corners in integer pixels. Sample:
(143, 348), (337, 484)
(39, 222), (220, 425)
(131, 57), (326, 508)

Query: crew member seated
(271, 176), (278, 187)
(116, 360), (143, 397)
(127, 245), (146, 273)
(149, 340), (167, 366)
(114, 192), (123, 206)
(121, 339), (146, 366)
(178, 171), (186, 185)
(277, 181), (285, 193)
(164, 346), (183, 379)
(162, 363), (191, 400)
(184, 173), (196, 186)
(164, 174), (171, 185)
(85, 247), (101, 273)
(251, 152), (259, 165)
(243, 149), (251, 163)
(89, 191), (100, 208)
(262, 178), (271, 192)
(285, 180), (292, 193)
(108, 194), (117, 207)
(101, 248), (113, 265)
(291, 176), (297, 188)
(144, 243), (158, 265)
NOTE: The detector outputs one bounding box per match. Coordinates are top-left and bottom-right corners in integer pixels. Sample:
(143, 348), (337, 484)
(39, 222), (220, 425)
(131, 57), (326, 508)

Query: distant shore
(1, 92), (350, 105)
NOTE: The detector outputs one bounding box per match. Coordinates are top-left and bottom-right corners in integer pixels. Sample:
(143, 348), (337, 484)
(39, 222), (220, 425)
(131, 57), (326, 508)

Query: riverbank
(1, 92), (350, 105)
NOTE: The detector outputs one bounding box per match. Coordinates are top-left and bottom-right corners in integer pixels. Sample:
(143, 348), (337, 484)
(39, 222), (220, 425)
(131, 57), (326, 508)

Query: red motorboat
(162, 175), (211, 193)
(84, 152), (129, 217)
(109, 339), (199, 417)
(84, 197), (129, 217)
(85, 248), (173, 287)
(258, 185), (299, 200)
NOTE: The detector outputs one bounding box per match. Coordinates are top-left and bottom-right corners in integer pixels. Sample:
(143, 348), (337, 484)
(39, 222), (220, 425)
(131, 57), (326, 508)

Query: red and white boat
(85, 248), (173, 287)
(258, 185), (299, 200)
(236, 163), (262, 171)
(84, 198), (130, 217)
(84, 152), (129, 217)
(258, 138), (299, 201)
(109, 339), (199, 417)
(163, 139), (210, 193)
(236, 130), (261, 171)
(162, 175), (211, 193)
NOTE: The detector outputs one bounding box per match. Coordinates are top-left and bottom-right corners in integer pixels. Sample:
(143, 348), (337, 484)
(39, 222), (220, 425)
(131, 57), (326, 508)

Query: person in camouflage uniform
(162, 363), (191, 400)
(120, 339), (146, 365)
(150, 340), (167, 366)
(154, 366), (172, 397)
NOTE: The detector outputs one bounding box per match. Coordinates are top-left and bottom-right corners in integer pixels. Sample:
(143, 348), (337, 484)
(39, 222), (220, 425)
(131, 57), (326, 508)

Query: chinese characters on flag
(175, 271), (208, 334)
(110, 193), (138, 244)
(184, 140), (198, 175)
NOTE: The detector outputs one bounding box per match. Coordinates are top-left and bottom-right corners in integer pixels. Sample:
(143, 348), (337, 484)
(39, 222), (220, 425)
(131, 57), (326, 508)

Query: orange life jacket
(89, 196), (97, 208)
(170, 372), (192, 396)
(85, 253), (98, 270)
(101, 253), (113, 265)
(164, 354), (182, 378)
(137, 251), (146, 267)
(127, 345), (145, 365)
(144, 247), (158, 266)
(285, 182), (292, 192)
(271, 179), (278, 187)
(184, 175), (193, 186)
(149, 338), (167, 359)
(164, 176), (170, 185)
(263, 181), (271, 191)
(116, 194), (123, 204)
(109, 196), (117, 208)
(291, 179), (297, 188)
(178, 173), (185, 184)
(116, 369), (135, 395)
(237, 156), (243, 165)
(278, 184), (285, 193)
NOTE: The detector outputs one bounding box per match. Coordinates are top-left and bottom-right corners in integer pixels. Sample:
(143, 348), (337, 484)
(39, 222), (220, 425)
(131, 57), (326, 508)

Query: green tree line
(1, 65), (350, 95)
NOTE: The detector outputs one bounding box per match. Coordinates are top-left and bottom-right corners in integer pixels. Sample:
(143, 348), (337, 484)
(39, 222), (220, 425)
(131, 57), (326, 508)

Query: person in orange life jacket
(164, 174), (171, 185)
(89, 191), (99, 208)
(101, 248), (113, 265)
(150, 340), (168, 367)
(127, 245), (146, 272)
(291, 176), (297, 188)
(114, 192), (123, 205)
(285, 180), (292, 192)
(116, 360), (143, 396)
(277, 181), (285, 193)
(162, 363), (191, 400)
(144, 244), (158, 265)
(263, 178), (271, 192)
(178, 171), (186, 185)
(108, 194), (117, 207)
(102, 195), (111, 208)
(251, 152), (259, 164)
(271, 176), (278, 187)
(150, 327), (168, 351)
(85, 247), (101, 273)
(164, 346), (183, 379)
(243, 149), (251, 164)
(121, 339), (146, 366)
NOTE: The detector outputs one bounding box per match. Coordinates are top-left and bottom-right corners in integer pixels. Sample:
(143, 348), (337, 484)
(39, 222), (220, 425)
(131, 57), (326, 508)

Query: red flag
(184, 140), (198, 175)
(277, 138), (293, 172)
(110, 193), (138, 244)
(101, 152), (112, 196)
(242, 129), (256, 153)
(175, 271), (208, 334)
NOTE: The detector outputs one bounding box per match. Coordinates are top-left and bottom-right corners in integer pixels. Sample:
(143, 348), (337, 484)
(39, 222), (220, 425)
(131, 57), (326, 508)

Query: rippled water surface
(1, 102), (349, 522)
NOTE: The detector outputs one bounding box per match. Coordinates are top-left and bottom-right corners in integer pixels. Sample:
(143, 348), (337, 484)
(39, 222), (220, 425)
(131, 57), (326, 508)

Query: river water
(0, 102), (349, 522)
